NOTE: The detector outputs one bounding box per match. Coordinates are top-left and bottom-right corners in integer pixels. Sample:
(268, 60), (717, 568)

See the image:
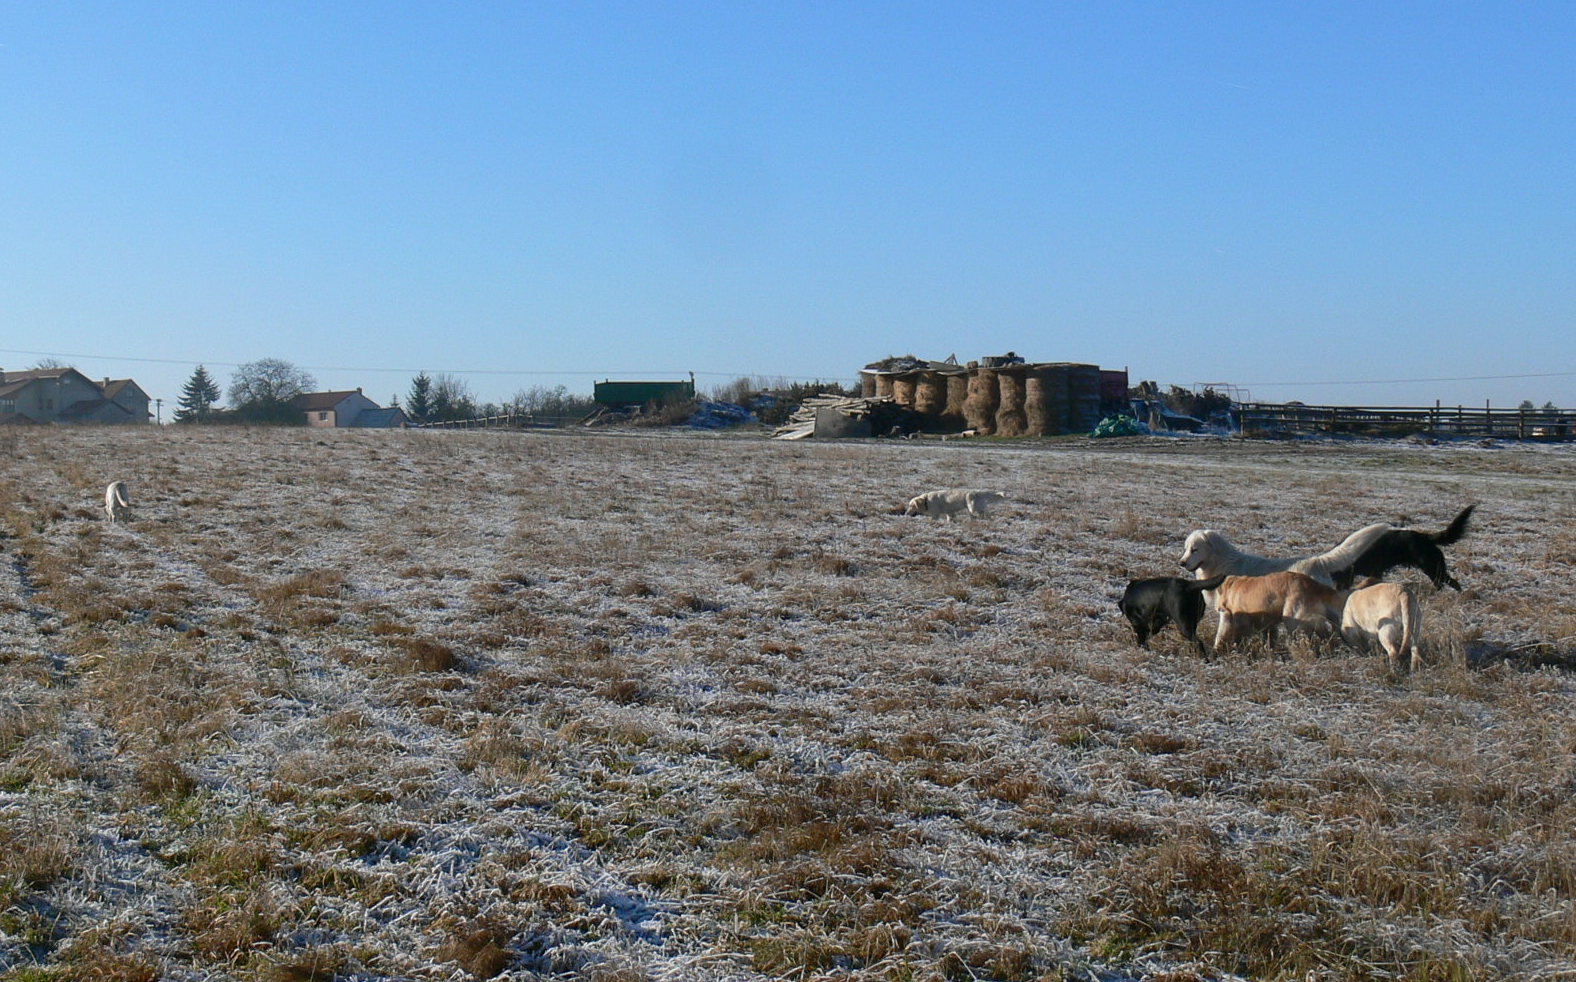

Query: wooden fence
(1236, 402), (1576, 441)
(413, 413), (585, 430)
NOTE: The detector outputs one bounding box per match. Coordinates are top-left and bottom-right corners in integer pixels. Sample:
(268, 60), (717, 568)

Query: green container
(593, 379), (696, 407)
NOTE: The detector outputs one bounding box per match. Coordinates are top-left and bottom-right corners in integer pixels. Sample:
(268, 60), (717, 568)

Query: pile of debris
(772, 395), (921, 440)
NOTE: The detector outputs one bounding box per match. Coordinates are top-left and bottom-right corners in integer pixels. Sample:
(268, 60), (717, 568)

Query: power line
(1243, 371), (1576, 387)
(0, 348), (851, 382)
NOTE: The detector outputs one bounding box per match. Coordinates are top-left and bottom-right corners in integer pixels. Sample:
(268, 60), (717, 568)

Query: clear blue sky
(4, 2), (1573, 412)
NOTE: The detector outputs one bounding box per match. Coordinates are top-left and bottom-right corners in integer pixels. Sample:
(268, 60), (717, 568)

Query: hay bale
(1067, 363), (1103, 434)
(964, 369), (999, 434)
(860, 373), (878, 398)
(891, 376), (917, 408)
(914, 372), (947, 418)
(1027, 364), (1070, 435)
(944, 374), (968, 429)
(873, 374), (895, 400)
(995, 370), (1028, 437)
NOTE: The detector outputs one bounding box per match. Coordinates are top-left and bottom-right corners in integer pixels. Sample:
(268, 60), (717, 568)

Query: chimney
(103, 378), (111, 389)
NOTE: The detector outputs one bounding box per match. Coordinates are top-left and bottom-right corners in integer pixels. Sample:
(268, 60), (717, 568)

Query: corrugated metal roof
(349, 408), (408, 428)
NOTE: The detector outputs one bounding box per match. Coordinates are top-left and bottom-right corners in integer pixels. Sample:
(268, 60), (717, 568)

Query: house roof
(0, 367), (100, 386)
(102, 379), (148, 401)
(59, 398), (134, 421)
(349, 407), (409, 428)
(290, 390), (371, 412)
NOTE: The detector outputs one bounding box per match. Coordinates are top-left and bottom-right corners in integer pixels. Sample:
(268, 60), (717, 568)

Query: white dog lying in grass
(904, 489), (1006, 521)
(104, 481), (131, 523)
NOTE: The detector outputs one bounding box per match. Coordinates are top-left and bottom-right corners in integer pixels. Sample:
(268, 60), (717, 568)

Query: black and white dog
(1332, 506), (1474, 591)
(1119, 574), (1227, 653)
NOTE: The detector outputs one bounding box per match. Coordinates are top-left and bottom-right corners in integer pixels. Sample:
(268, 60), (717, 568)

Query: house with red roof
(288, 389), (408, 428)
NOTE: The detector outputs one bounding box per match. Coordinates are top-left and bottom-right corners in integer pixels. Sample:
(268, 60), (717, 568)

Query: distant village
(3, 356), (1571, 443)
(0, 365), (410, 429)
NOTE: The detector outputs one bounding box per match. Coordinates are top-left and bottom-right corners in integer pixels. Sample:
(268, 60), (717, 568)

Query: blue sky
(4, 2), (1573, 413)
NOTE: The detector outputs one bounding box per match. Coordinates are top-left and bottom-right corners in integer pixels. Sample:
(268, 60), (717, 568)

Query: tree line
(173, 359), (597, 425)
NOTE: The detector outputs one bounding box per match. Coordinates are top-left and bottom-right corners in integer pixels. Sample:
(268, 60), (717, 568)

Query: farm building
(593, 376), (696, 409)
(857, 354), (1129, 437)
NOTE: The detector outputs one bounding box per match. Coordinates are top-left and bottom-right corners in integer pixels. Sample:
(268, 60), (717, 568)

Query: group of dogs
(1123, 506), (1474, 672)
(902, 486), (1473, 674)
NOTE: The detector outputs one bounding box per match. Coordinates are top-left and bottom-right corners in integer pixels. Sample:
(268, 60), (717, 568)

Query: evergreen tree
(175, 364), (222, 422)
(405, 372), (434, 423)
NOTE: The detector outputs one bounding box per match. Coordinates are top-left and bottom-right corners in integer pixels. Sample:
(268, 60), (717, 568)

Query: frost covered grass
(2, 425), (1575, 980)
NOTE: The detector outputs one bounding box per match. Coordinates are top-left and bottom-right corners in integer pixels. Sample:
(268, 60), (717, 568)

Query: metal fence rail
(1237, 402), (1575, 441)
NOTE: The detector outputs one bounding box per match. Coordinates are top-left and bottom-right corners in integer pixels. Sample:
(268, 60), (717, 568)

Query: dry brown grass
(1, 426), (1575, 979)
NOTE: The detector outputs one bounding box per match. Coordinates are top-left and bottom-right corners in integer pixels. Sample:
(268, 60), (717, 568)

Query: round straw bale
(914, 372), (947, 417)
(995, 370), (1028, 437)
(965, 370), (1000, 434)
(1067, 363), (1102, 433)
(944, 374), (968, 428)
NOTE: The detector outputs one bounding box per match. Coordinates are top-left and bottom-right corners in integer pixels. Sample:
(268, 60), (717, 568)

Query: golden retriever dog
(904, 489), (1006, 521)
(1212, 571), (1346, 650)
(104, 481), (132, 523)
(1342, 580), (1422, 674)
(1180, 523), (1391, 587)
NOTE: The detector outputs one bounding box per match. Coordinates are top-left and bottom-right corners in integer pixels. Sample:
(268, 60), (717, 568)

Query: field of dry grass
(2, 424), (1575, 981)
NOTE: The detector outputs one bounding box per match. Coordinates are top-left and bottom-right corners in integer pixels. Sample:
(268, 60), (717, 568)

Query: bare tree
(428, 373), (477, 421)
(228, 358), (317, 423)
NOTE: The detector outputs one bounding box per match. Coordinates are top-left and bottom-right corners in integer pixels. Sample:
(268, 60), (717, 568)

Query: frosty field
(2, 425), (1575, 981)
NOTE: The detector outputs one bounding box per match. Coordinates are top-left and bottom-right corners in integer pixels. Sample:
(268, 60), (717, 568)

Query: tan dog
(1180, 523), (1391, 587)
(903, 489), (1006, 521)
(1342, 581), (1422, 674)
(1212, 571), (1346, 650)
(104, 481), (132, 523)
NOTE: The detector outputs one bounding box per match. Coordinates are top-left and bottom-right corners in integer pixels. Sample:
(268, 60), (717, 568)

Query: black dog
(1120, 574), (1227, 652)
(1332, 505), (1474, 591)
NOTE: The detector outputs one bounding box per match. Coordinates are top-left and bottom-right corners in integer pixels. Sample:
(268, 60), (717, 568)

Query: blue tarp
(688, 401), (756, 429)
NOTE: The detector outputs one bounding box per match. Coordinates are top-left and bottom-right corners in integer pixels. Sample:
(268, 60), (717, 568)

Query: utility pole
(155, 398), (163, 424)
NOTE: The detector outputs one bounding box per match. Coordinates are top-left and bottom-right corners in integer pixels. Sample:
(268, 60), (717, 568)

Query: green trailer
(593, 377), (696, 408)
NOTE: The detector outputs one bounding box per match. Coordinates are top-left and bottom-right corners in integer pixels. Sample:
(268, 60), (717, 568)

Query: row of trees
(171, 360), (599, 425)
(174, 359), (318, 424)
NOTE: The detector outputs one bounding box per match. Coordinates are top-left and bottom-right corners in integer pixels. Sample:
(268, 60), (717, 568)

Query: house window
(318, 411), (329, 421)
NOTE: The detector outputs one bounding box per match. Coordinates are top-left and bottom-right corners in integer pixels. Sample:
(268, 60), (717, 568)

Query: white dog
(1179, 523), (1390, 588)
(904, 489), (1006, 521)
(104, 481), (132, 523)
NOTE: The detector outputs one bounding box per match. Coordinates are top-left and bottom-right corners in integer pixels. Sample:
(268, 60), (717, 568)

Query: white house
(289, 389), (408, 428)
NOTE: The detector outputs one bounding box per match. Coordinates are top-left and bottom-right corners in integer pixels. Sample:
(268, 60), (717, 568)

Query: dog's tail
(1429, 505), (1474, 546)
(1185, 573), (1227, 592)
(1399, 586), (1419, 671)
